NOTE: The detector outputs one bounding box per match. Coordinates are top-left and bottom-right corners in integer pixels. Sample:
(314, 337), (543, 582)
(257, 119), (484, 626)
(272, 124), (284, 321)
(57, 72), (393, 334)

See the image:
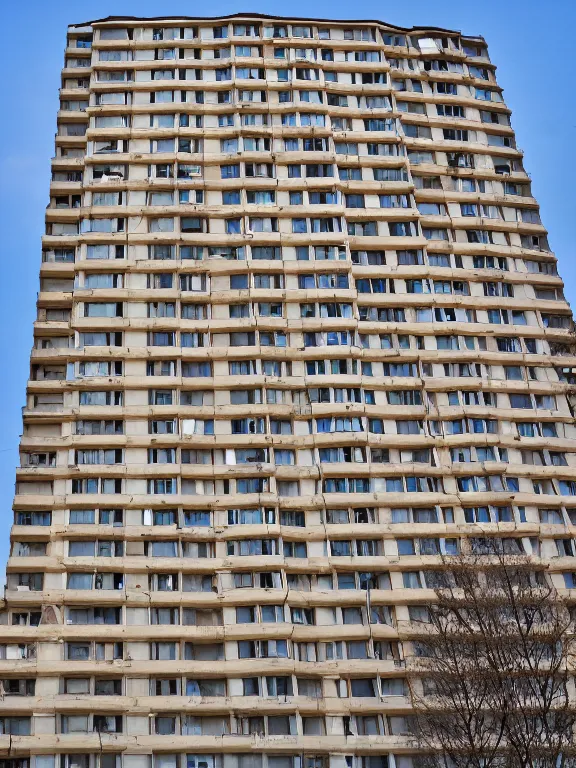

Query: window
(350, 679), (377, 697)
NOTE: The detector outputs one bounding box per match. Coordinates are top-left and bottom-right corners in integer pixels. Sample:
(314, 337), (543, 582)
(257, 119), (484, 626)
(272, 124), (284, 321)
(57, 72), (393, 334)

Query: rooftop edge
(67, 12), (484, 41)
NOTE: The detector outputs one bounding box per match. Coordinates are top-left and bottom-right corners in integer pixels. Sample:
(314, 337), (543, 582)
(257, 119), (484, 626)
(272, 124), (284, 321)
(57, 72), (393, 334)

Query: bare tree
(407, 542), (576, 767)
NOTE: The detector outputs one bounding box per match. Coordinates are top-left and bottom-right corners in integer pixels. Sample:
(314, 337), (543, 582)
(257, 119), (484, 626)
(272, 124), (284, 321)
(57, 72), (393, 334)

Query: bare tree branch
(406, 544), (576, 768)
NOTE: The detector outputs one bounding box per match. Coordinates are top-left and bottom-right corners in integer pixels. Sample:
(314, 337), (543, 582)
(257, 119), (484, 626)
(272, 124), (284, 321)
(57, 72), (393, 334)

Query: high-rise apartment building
(4, 12), (575, 768)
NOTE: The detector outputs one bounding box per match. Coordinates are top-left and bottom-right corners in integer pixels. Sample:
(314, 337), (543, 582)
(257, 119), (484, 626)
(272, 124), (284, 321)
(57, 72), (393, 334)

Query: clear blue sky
(0, 0), (574, 575)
